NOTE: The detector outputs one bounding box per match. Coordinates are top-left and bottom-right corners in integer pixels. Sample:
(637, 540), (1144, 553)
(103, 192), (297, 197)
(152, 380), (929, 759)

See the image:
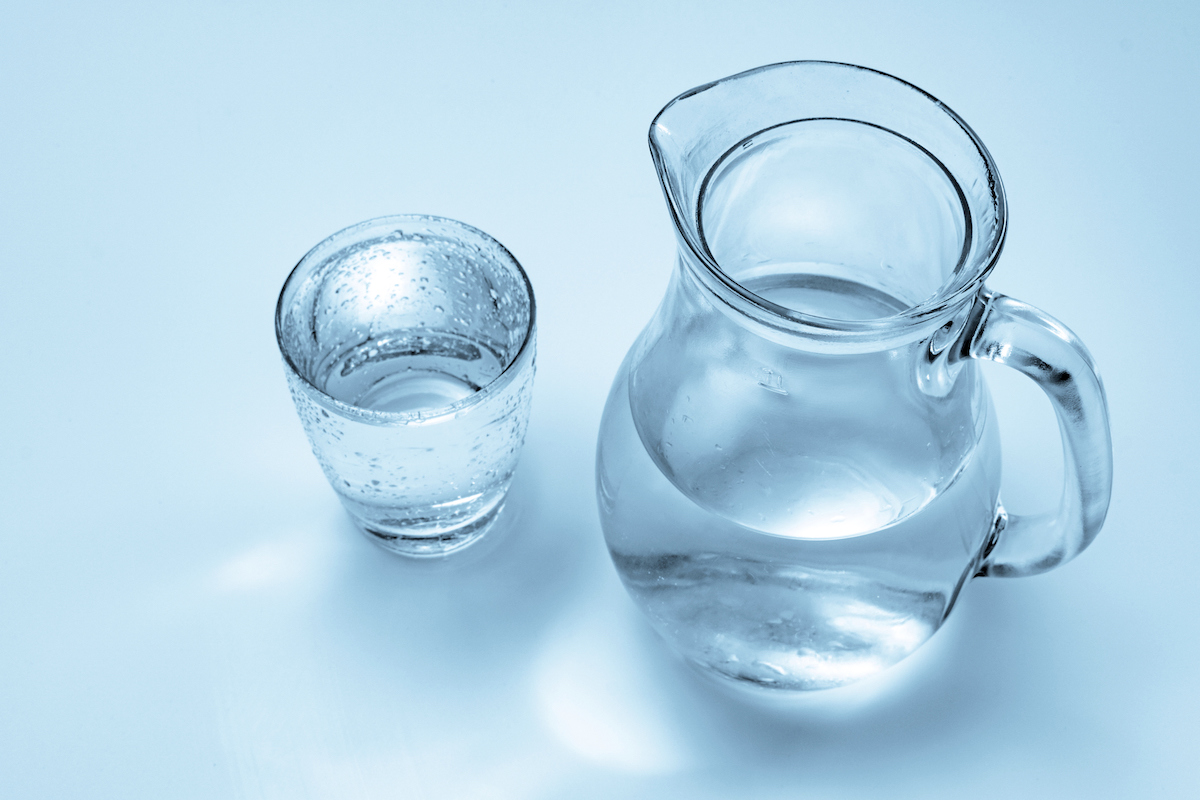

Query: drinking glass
(277, 215), (536, 557)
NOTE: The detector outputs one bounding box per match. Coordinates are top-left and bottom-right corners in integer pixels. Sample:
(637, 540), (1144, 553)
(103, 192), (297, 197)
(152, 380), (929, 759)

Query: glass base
(352, 502), (504, 558)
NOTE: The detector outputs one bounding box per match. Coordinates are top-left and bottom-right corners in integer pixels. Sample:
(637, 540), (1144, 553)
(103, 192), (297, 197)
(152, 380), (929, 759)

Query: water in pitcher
(597, 274), (1003, 690)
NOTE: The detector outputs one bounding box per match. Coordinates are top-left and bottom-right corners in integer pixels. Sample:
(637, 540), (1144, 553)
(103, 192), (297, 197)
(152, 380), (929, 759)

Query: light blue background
(2, 1), (1197, 796)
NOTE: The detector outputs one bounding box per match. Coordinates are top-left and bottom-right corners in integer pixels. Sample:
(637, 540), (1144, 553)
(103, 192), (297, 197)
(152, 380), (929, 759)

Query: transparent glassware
(277, 215), (536, 557)
(595, 62), (1112, 691)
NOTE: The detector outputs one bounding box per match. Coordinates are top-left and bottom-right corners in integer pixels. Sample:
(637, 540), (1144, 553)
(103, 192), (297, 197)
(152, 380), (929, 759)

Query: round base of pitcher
(350, 502), (505, 558)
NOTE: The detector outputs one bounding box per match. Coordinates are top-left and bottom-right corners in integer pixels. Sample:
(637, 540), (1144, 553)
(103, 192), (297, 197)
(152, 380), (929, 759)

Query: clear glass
(596, 62), (1112, 691)
(277, 215), (536, 557)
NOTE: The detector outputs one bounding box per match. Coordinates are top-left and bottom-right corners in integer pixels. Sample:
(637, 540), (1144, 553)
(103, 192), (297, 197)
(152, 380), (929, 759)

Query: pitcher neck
(651, 61), (1007, 354)
(671, 243), (977, 355)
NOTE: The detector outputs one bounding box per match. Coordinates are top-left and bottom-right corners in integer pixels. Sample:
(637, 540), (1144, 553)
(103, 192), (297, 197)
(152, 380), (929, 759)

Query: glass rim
(650, 60), (1008, 343)
(274, 214), (537, 425)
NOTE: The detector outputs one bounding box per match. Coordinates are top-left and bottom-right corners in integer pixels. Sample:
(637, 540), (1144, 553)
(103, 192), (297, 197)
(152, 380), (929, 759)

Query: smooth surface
(2, 1), (1197, 797)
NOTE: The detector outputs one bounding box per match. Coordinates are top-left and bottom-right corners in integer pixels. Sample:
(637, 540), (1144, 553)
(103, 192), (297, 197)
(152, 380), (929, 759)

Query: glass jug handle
(957, 288), (1113, 577)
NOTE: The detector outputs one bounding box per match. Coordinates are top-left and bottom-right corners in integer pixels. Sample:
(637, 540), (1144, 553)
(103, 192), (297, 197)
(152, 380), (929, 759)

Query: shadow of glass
(312, 463), (598, 685)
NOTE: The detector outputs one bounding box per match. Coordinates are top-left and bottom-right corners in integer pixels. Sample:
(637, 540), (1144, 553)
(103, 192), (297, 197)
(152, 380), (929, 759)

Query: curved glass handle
(960, 288), (1113, 577)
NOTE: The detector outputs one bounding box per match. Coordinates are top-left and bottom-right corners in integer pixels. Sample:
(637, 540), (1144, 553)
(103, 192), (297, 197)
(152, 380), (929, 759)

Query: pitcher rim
(649, 60), (1008, 342)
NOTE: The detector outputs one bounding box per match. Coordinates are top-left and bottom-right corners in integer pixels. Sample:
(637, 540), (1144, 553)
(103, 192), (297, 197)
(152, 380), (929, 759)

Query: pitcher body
(597, 262), (1002, 690)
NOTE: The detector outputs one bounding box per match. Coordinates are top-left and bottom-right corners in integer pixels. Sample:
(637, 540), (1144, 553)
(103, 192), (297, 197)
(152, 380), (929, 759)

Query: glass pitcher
(595, 62), (1112, 692)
